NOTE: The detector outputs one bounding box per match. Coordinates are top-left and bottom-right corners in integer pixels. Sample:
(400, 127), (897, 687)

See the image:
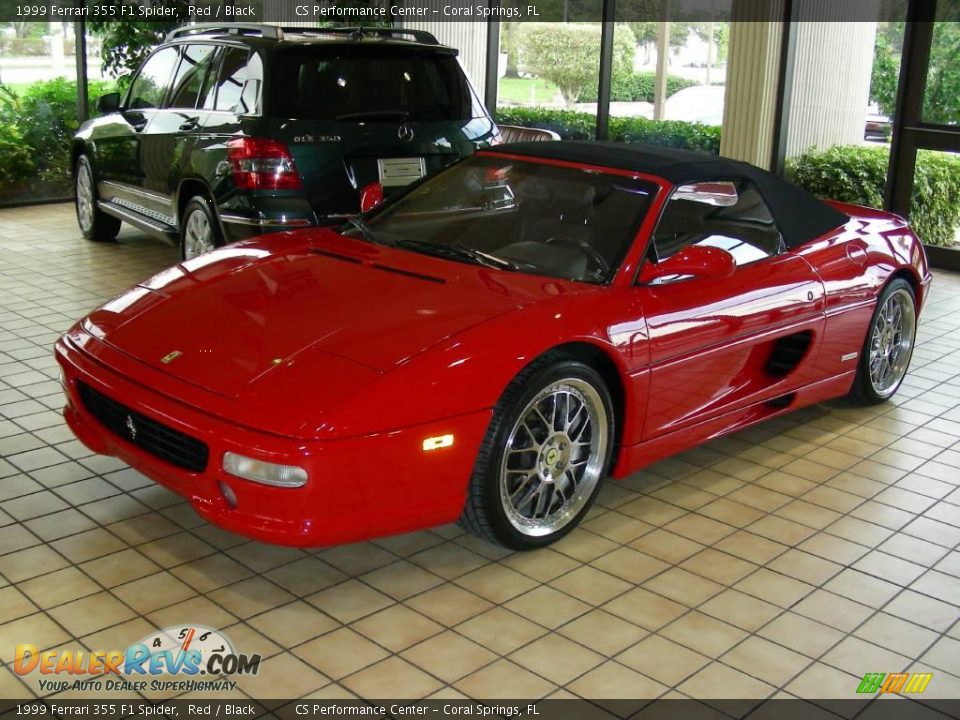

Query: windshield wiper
(343, 216), (392, 246)
(334, 110), (411, 121)
(395, 239), (523, 271)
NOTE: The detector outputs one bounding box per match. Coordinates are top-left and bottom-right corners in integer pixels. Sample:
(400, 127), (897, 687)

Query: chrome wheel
(868, 287), (916, 398)
(183, 208), (215, 259)
(76, 162), (94, 233)
(499, 378), (608, 537)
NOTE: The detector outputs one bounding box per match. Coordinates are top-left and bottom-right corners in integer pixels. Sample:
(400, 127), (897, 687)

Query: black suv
(72, 24), (497, 259)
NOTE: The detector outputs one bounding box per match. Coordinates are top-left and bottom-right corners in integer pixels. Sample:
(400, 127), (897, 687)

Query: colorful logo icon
(857, 672), (932, 694)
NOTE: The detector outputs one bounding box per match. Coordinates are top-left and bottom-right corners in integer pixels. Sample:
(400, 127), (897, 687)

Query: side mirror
(97, 92), (121, 114)
(644, 245), (736, 283)
(359, 181), (384, 213)
(674, 181), (738, 207)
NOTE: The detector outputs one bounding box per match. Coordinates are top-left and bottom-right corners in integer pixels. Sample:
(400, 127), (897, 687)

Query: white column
(720, 14), (783, 169)
(50, 22), (66, 78)
(784, 0), (879, 157)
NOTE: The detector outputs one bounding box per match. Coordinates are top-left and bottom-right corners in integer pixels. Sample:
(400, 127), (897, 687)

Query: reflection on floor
(1, 202), (959, 703)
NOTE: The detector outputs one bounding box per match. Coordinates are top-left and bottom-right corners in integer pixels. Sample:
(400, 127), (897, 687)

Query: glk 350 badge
(294, 134), (341, 143)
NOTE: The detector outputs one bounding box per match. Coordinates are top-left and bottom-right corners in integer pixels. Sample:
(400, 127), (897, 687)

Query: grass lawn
(498, 76), (560, 105)
(0, 82), (35, 97)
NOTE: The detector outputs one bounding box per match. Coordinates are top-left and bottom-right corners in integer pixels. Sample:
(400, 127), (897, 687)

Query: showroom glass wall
(2, 3), (958, 270)
(886, 1), (960, 267)
(492, 4), (727, 148)
(0, 22), (115, 205)
(772, 0), (960, 258)
(494, 1), (604, 139)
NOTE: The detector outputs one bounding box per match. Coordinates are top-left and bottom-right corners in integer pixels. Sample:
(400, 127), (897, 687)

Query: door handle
(179, 116), (200, 132)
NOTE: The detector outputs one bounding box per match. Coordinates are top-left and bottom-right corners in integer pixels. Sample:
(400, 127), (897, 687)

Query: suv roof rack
(166, 23), (439, 46)
(277, 26), (439, 45)
(166, 24), (282, 41)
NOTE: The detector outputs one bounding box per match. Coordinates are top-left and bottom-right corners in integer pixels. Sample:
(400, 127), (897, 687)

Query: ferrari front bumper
(55, 336), (491, 547)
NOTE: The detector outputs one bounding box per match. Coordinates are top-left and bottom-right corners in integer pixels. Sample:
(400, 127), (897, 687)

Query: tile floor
(1, 202), (959, 705)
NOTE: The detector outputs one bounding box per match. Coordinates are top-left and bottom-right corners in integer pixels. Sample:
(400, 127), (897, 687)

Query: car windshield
(349, 155), (657, 284)
(270, 47), (473, 121)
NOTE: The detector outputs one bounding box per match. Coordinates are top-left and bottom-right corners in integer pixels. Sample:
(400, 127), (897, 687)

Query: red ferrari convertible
(56, 142), (931, 550)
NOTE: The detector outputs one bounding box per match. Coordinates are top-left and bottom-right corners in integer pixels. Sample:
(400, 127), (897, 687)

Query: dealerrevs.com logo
(14, 625), (261, 694)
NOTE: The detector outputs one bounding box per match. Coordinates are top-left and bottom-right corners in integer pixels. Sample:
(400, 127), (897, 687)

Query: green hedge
(0, 78), (116, 202)
(579, 72), (697, 104)
(495, 106), (721, 154)
(0, 120), (34, 185)
(786, 145), (960, 247)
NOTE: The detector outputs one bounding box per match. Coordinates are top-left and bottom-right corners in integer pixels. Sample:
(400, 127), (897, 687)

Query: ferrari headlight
(222, 452), (308, 488)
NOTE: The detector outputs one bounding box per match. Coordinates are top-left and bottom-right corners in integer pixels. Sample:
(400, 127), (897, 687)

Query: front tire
(848, 278), (917, 404)
(459, 357), (614, 550)
(75, 155), (121, 242)
(180, 196), (223, 261)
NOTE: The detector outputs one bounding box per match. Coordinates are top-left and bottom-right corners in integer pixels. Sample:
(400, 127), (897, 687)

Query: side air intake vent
(766, 331), (813, 377)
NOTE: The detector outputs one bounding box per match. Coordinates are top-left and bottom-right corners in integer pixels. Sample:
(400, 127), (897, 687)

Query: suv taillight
(227, 138), (302, 190)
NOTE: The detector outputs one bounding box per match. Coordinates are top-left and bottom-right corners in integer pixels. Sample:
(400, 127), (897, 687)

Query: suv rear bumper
(219, 212), (315, 242)
(215, 194), (323, 242)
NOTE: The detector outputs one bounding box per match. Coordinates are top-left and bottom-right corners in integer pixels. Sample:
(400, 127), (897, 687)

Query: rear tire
(75, 155), (121, 242)
(459, 355), (614, 550)
(180, 196), (223, 261)
(848, 278), (917, 405)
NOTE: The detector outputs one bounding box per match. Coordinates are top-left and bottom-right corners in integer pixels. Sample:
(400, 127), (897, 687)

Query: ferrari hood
(82, 231), (553, 400)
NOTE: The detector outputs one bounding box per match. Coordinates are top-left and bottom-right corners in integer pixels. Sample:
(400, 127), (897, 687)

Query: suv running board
(98, 201), (178, 244)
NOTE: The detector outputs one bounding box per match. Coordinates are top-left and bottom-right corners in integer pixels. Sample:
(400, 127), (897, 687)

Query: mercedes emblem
(397, 123), (415, 142)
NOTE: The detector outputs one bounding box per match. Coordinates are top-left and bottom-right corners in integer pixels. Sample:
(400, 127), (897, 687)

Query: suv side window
(651, 179), (784, 267)
(168, 44), (219, 109)
(208, 47), (263, 114)
(126, 46), (180, 110)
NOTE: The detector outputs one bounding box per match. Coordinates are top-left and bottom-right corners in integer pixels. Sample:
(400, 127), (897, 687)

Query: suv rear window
(270, 48), (472, 122)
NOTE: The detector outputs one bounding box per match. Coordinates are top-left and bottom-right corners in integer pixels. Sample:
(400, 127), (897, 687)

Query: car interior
(652, 179), (786, 268)
(365, 159), (657, 284)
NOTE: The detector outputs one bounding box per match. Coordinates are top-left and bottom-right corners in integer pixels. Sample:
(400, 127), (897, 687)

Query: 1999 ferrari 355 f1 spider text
(56, 142), (932, 549)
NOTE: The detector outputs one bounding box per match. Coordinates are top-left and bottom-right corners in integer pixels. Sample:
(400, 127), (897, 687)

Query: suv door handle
(179, 116), (200, 132)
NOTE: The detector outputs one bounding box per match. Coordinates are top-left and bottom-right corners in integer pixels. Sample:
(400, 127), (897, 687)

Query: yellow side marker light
(422, 434), (455, 451)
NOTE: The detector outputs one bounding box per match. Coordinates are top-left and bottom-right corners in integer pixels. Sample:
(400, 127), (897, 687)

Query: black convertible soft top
(491, 141), (849, 250)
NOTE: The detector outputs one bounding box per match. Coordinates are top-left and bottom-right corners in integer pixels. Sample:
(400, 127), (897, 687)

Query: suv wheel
(75, 155), (121, 242)
(181, 196), (223, 261)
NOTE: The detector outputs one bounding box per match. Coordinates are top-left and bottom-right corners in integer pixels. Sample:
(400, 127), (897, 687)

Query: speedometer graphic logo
(125, 625), (260, 676)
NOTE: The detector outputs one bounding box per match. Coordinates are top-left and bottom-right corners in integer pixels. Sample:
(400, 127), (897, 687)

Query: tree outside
(520, 23), (636, 107)
(871, 20), (960, 125)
